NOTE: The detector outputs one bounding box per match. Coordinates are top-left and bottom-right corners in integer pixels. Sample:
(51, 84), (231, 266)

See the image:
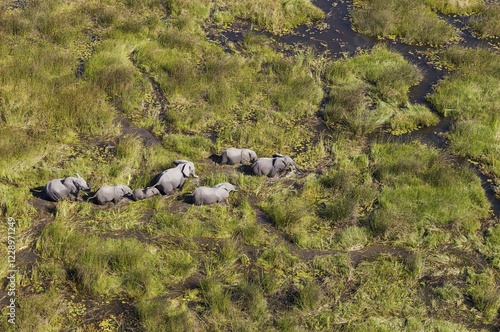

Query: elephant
(151, 160), (198, 195)
(133, 186), (161, 201)
(251, 154), (303, 177)
(36, 174), (91, 201)
(89, 184), (133, 205)
(192, 182), (237, 205)
(211, 148), (258, 165)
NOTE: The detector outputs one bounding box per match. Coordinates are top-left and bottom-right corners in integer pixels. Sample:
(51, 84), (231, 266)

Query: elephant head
(115, 185), (133, 198)
(214, 182), (238, 193)
(174, 160), (198, 178)
(280, 156), (302, 174)
(72, 174), (91, 192)
(242, 149), (258, 164)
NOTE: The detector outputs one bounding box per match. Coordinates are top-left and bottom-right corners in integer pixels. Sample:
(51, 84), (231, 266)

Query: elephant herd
(35, 148), (302, 206)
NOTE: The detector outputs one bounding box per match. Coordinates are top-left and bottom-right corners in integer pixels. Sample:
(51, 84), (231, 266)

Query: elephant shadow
(208, 153), (221, 164)
(30, 186), (48, 200)
(178, 193), (195, 205)
(83, 191), (97, 203)
(237, 164), (254, 175)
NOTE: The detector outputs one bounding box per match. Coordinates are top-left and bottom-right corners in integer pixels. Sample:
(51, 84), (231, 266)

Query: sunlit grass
(371, 141), (490, 244)
(322, 45), (438, 135)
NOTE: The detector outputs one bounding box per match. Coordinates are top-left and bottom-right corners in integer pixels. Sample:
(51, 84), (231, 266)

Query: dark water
(215, 0), (500, 217)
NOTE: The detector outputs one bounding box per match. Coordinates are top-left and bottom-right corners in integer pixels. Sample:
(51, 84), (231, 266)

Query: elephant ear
(173, 160), (189, 166)
(241, 150), (250, 163)
(181, 163), (192, 177)
(270, 158), (286, 177)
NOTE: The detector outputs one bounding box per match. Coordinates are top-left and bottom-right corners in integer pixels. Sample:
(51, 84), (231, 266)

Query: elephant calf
(37, 174), (91, 201)
(192, 182), (237, 205)
(89, 185), (133, 205)
(133, 187), (161, 201)
(251, 154), (302, 177)
(212, 148), (258, 165)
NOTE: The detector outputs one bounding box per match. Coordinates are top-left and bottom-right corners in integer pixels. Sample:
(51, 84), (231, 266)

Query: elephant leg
(221, 153), (229, 165)
(269, 167), (278, 177)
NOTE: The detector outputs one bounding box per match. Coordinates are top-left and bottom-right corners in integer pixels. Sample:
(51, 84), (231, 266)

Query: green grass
(427, 47), (500, 184)
(36, 221), (166, 297)
(211, 0), (324, 33)
(466, 269), (500, 322)
(371, 141), (490, 245)
(468, 2), (500, 39)
(351, 0), (458, 45)
(426, 0), (483, 15)
(322, 45), (438, 135)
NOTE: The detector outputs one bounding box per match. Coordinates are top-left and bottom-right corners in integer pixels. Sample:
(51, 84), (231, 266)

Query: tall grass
(428, 47), (500, 181)
(36, 222), (165, 297)
(322, 45), (437, 135)
(468, 3), (500, 39)
(3, 0), (498, 331)
(211, 0), (324, 33)
(351, 0), (457, 45)
(466, 269), (500, 322)
(426, 0), (483, 15)
(371, 142), (490, 244)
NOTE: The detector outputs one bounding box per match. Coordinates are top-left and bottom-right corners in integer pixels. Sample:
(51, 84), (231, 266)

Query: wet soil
(116, 115), (161, 147)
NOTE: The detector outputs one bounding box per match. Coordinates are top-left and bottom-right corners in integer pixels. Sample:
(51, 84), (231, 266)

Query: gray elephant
(151, 160), (198, 195)
(89, 184), (133, 205)
(192, 182), (237, 205)
(212, 148), (258, 165)
(133, 186), (161, 201)
(36, 174), (91, 201)
(251, 154), (302, 177)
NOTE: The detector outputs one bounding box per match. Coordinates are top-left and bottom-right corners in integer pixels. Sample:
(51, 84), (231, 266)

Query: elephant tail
(85, 192), (98, 202)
